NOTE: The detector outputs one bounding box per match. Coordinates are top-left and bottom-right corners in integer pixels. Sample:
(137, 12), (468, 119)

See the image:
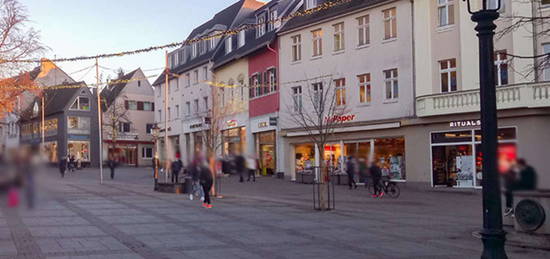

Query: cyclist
(369, 160), (383, 198)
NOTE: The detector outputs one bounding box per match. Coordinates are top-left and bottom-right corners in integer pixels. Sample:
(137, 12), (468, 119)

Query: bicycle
(366, 178), (400, 198)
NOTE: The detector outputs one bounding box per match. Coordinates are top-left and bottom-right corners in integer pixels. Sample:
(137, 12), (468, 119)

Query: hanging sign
(226, 120), (238, 128)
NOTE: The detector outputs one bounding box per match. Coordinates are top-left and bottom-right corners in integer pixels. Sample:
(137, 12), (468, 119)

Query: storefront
(430, 127), (517, 188)
(68, 140), (90, 162)
(256, 131), (276, 175)
(222, 126), (246, 155)
(292, 136), (406, 180)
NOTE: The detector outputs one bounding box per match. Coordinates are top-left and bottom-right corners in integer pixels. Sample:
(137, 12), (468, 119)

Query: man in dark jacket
(234, 155), (246, 183)
(59, 156), (67, 178)
(107, 157), (117, 180)
(171, 153), (183, 183)
(369, 161), (383, 198)
(346, 156), (357, 189)
(505, 159), (537, 215)
(199, 164), (214, 208)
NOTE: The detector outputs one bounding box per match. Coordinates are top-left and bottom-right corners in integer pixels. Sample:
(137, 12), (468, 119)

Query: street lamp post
(152, 124), (160, 190)
(464, 1), (507, 258)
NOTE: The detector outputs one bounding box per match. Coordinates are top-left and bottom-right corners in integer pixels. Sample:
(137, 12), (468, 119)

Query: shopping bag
(8, 188), (19, 208)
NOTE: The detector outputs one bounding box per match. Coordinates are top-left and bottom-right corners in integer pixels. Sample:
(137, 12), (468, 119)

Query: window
(312, 29), (323, 57)
(291, 35), (302, 62)
(238, 30), (246, 47)
(292, 86), (302, 112)
(127, 101), (137, 110)
(200, 40), (207, 55)
(168, 107), (171, 120)
(146, 124), (155, 134)
(439, 59), (457, 92)
(203, 66), (208, 80)
(257, 15), (266, 38)
(262, 72), (269, 94)
(333, 23), (345, 51)
(178, 49), (185, 64)
(119, 122), (131, 133)
(220, 87), (225, 107)
(238, 74), (245, 101)
(175, 105), (180, 118)
(192, 42), (198, 58)
(225, 36), (233, 54)
(209, 35), (216, 50)
(142, 147), (153, 159)
(438, 0), (454, 26)
(312, 82), (323, 110)
(194, 70), (199, 84)
(203, 96), (209, 111)
(186, 73), (191, 87)
(268, 10), (278, 31)
(250, 73), (261, 98)
(194, 99), (199, 114)
(268, 68), (277, 92)
(335, 78), (346, 106)
(383, 8), (397, 40)
(143, 102), (153, 111)
(158, 110), (162, 121)
(543, 43), (550, 81)
(68, 116), (91, 134)
(138, 80), (141, 87)
(357, 15), (370, 46)
(358, 74), (371, 104)
(384, 69), (399, 100)
(186, 101), (191, 116)
(494, 50), (508, 86)
(137, 101), (144, 110)
(70, 97), (90, 111)
(305, 0), (317, 10)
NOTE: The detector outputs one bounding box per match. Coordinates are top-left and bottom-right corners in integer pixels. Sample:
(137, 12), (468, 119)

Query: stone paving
(0, 167), (548, 259)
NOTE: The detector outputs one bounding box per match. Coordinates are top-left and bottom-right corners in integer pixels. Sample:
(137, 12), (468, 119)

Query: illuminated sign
(449, 120), (481, 128)
(258, 122), (268, 128)
(325, 114), (356, 123)
(226, 120), (238, 128)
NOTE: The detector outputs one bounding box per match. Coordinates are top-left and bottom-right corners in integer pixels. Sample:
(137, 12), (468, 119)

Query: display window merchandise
(430, 127), (517, 188)
(256, 131), (276, 176)
(68, 141), (90, 162)
(222, 127), (246, 155)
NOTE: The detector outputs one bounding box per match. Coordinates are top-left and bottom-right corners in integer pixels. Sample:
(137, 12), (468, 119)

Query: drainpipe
(267, 43), (277, 54)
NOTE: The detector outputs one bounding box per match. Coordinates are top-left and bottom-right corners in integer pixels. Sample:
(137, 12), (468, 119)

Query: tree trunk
(317, 145), (329, 210)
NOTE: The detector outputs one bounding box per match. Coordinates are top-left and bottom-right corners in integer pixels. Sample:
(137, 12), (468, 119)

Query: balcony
(416, 82), (550, 117)
(108, 132), (139, 141)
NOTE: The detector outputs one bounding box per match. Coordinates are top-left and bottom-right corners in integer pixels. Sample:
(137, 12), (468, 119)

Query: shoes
(202, 203), (212, 209)
(371, 194), (378, 198)
(207, 204), (213, 209)
(189, 194), (194, 200)
(379, 192), (385, 198)
(504, 208), (514, 216)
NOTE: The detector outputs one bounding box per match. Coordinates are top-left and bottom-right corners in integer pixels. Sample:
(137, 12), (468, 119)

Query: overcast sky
(21, 0), (242, 85)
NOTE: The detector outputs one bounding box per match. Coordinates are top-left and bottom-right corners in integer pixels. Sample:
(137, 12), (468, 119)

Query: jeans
(247, 169), (256, 182)
(201, 179), (213, 204)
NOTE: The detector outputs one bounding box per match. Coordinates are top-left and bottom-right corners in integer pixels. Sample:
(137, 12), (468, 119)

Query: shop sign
(68, 134), (89, 141)
(258, 122), (268, 128)
(325, 114), (356, 123)
(449, 120), (481, 128)
(226, 120), (238, 128)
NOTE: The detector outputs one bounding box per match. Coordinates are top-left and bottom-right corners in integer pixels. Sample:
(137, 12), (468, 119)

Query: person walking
(171, 153), (183, 183)
(235, 154), (246, 183)
(358, 158), (368, 187)
(346, 156), (357, 189)
(504, 158), (537, 215)
(246, 155), (257, 182)
(369, 161), (383, 198)
(59, 156), (67, 178)
(107, 156), (117, 180)
(69, 155), (76, 172)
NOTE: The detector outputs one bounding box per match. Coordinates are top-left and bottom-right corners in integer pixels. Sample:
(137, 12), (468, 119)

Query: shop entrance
(430, 127), (517, 188)
(256, 131), (275, 176)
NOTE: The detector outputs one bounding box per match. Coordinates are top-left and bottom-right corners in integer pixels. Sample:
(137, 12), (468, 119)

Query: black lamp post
(463, 0), (507, 258)
(152, 124), (160, 190)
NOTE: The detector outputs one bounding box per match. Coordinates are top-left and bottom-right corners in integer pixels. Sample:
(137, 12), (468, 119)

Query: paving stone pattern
(0, 167), (547, 259)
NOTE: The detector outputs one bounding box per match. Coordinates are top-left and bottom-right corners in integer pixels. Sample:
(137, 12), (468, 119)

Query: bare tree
(0, 0), (44, 116)
(496, 0), (550, 79)
(101, 94), (130, 161)
(284, 75), (349, 210)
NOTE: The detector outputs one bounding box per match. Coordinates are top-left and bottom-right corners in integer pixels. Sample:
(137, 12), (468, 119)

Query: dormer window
(70, 97), (90, 111)
(192, 42), (198, 58)
(225, 36), (233, 54)
(238, 29), (246, 47)
(257, 14), (266, 38)
(305, 0), (317, 10)
(268, 9), (278, 31)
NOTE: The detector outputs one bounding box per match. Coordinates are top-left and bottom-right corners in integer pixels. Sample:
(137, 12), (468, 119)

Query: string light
(0, 0), (353, 64)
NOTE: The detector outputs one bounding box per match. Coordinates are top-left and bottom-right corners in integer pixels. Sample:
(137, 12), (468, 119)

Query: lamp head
(463, 0), (501, 14)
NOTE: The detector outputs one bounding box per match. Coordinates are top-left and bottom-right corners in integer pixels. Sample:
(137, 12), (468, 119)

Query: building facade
(278, 0), (415, 182)
(101, 68), (155, 167)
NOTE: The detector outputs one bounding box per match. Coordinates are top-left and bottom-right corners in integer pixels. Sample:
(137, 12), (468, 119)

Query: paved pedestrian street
(0, 167), (547, 259)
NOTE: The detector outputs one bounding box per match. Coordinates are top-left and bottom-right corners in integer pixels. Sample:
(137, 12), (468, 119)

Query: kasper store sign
(325, 114), (356, 123)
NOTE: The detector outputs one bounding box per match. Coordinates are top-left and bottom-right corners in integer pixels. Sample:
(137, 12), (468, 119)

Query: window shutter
(124, 101), (129, 109)
(151, 102), (155, 111)
(137, 101), (144, 111)
(273, 69), (278, 91)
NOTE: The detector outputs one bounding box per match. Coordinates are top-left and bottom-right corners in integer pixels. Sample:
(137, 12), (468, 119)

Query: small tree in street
(284, 75), (348, 210)
(101, 83), (130, 163)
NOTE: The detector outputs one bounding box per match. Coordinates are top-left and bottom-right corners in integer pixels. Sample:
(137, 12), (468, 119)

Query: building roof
(153, 0), (265, 86)
(212, 0), (301, 70)
(279, 0), (388, 34)
(20, 81), (88, 120)
(101, 68), (140, 108)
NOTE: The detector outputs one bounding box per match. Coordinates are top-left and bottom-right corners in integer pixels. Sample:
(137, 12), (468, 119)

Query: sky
(21, 0), (242, 85)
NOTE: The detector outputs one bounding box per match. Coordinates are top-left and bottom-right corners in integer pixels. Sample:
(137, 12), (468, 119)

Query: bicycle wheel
(386, 183), (400, 198)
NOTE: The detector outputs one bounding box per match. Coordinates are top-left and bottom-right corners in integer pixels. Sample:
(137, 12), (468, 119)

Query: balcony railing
(416, 82), (550, 117)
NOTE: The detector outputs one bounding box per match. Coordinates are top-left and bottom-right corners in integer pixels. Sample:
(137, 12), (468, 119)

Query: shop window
(70, 96), (90, 111)
(68, 141), (90, 161)
(295, 144), (315, 171)
(374, 137), (405, 180)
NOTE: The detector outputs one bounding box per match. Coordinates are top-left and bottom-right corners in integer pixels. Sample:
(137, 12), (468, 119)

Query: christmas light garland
(0, 0), (353, 64)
